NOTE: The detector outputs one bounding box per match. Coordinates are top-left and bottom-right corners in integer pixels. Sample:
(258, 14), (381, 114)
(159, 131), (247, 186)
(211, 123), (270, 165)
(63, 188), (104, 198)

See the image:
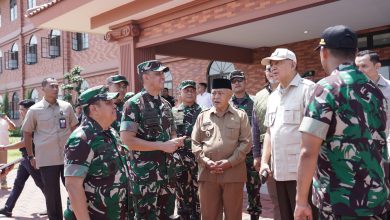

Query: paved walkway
(0, 168), (274, 219)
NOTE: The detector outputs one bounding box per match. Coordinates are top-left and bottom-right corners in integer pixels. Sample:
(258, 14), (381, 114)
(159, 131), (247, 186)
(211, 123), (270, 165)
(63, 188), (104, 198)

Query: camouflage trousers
(320, 209), (389, 220)
(174, 151), (200, 219)
(245, 152), (262, 216)
(132, 177), (176, 220)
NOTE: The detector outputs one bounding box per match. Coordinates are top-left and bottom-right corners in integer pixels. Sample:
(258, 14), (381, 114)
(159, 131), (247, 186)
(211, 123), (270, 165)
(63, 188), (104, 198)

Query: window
(358, 29), (390, 50)
(10, 0), (17, 21)
(357, 37), (368, 49)
(25, 35), (38, 64)
(31, 88), (40, 103)
(72, 33), (89, 51)
(207, 61), (235, 90)
(5, 43), (18, 70)
(41, 30), (61, 58)
(164, 71), (173, 96)
(373, 33), (390, 47)
(27, 0), (36, 9)
(9, 92), (19, 119)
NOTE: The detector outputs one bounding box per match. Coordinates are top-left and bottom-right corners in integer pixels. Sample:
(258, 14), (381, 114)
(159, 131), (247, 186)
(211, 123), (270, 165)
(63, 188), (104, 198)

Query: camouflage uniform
(121, 90), (177, 220)
(231, 92), (262, 217)
(172, 101), (202, 219)
(111, 101), (124, 132)
(299, 64), (390, 219)
(64, 87), (131, 220)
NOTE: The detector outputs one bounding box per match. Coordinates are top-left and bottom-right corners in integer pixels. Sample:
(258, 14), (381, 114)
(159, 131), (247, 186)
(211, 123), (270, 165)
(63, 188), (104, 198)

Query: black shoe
(250, 215), (259, 220)
(0, 207), (12, 217)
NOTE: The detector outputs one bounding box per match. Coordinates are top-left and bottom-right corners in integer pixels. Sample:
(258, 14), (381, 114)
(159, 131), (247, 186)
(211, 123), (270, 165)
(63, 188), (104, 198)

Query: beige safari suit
(22, 98), (78, 168)
(192, 104), (252, 220)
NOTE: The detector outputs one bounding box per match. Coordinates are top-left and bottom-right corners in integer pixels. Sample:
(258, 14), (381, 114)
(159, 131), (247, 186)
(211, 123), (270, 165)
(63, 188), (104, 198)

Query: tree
(0, 91), (10, 116)
(61, 65), (84, 105)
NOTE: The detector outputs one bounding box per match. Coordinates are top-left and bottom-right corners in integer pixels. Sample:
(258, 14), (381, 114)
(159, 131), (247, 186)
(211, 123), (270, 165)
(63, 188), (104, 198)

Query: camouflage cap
(228, 70), (245, 80)
(179, 80), (196, 90)
(78, 85), (119, 107)
(106, 74), (129, 85)
(137, 60), (169, 75)
(123, 91), (135, 102)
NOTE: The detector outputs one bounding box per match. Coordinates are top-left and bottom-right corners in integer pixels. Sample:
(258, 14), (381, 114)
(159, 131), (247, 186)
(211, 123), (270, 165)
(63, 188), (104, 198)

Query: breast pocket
(283, 106), (302, 125)
(200, 123), (214, 140)
(37, 114), (53, 132)
(225, 121), (240, 139)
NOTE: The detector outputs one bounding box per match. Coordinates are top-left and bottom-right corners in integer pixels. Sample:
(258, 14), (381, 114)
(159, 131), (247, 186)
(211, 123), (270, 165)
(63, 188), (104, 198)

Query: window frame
(10, 0), (17, 21)
(72, 32), (89, 51)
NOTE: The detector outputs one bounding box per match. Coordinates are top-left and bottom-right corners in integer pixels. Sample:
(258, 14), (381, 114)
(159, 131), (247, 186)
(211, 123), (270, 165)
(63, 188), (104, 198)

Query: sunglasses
(231, 78), (244, 84)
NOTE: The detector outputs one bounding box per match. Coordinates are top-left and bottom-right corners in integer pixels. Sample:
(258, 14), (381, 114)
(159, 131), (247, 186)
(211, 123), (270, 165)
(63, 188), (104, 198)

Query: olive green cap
(106, 74), (129, 85)
(78, 85), (119, 107)
(179, 80), (196, 90)
(137, 60), (169, 75)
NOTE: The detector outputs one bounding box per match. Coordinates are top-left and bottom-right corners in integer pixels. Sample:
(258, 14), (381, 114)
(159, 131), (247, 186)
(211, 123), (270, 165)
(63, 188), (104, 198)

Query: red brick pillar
(106, 22), (155, 93)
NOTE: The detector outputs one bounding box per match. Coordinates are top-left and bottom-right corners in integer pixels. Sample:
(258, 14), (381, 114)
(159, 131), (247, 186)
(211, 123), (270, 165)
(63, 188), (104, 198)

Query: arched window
(207, 61), (235, 90)
(27, 0), (36, 9)
(5, 43), (18, 70)
(31, 88), (40, 103)
(10, 0), (17, 21)
(25, 35), (38, 64)
(10, 92), (19, 119)
(49, 30), (61, 58)
(164, 70), (173, 96)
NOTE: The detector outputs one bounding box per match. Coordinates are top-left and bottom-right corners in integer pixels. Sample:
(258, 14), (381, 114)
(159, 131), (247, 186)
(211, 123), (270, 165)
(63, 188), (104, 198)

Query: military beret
(179, 80), (196, 90)
(212, 78), (232, 90)
(228, 70), (245, 80)
(78, 85), (119, 107)
(137, 60), (169, 75)
(106, 74), (129, 85)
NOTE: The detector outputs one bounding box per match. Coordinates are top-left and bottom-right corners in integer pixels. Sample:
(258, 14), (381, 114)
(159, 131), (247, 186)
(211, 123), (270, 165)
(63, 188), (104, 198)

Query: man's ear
(375, 62), (382, 71)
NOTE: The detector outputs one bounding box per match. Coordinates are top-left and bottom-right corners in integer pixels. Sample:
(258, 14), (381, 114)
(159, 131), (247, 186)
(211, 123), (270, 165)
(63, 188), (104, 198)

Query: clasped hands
(206, 160), (231, 174)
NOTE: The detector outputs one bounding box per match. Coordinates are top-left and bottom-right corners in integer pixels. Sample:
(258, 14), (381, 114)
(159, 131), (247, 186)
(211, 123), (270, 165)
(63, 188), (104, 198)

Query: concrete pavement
(0, 168), (274, 219)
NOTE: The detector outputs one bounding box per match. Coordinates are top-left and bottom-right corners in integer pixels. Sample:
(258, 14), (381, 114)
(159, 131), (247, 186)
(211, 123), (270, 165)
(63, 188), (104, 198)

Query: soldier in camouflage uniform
(229, 70), (261, 220)
(120, 60), (186, 220)
(107, 74), (129, 132)
(295, 25), (390, 219)
(64, 85), (131, 220)
(172, 80), (202, 220)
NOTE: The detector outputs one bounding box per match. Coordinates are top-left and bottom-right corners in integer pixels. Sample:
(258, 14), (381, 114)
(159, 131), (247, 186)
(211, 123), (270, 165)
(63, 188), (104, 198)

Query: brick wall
(139, 0), (290, 44)
(163, 58), (265, 97)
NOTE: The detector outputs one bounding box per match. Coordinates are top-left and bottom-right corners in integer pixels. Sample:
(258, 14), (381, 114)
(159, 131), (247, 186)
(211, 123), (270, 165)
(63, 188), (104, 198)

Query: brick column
(106, 22), (155, 92)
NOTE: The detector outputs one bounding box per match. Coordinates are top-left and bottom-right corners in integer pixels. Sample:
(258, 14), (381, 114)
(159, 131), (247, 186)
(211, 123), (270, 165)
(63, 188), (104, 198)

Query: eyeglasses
(231, 78), (244, 84)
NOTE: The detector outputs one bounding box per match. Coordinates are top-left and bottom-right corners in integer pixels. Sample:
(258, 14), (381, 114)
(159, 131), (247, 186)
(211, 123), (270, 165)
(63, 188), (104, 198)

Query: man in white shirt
(196, 82), (213, 108)
(355, 50), (390, 154)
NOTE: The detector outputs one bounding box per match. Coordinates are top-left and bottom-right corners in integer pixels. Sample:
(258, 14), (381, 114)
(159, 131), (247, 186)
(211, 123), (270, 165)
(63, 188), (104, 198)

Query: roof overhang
(26, 0), (196, 34)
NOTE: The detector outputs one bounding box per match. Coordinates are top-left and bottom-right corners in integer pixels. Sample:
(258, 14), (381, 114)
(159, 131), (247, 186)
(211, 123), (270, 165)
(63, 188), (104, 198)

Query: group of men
(0, 24), (389, 220)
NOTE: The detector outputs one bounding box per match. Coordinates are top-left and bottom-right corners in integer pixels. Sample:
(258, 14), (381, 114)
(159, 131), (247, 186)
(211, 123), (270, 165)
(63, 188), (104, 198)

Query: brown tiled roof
(25, 0), (64, 17)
